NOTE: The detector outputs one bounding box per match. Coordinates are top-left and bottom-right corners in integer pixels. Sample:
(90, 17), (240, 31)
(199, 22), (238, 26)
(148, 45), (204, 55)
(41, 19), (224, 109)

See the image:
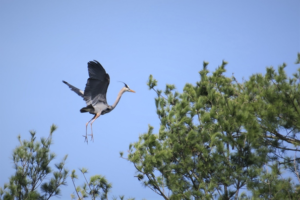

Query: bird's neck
(111, 87), (126, 109)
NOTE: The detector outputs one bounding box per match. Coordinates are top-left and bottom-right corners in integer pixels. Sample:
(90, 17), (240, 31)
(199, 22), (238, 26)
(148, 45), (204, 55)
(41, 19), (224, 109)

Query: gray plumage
(63, 60), (135, 142)
(62, 81), (84, 97)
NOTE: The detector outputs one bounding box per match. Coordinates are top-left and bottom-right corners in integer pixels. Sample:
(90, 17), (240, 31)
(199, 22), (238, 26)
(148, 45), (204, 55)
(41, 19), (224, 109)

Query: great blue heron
(63, 60), (135, 142)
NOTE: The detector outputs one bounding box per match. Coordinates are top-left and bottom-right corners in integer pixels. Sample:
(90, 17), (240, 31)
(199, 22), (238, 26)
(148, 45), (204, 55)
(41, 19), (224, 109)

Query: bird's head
(121, 82), (135, 93)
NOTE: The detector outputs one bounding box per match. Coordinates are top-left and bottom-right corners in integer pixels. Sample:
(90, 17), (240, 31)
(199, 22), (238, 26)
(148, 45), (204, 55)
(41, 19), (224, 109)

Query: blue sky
(0, 1), (299, 199)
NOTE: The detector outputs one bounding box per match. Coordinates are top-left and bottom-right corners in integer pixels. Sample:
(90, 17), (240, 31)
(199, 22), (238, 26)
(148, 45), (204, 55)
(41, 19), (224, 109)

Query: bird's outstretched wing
(62, 81), (84, 98)
(83, 60), (110, 106)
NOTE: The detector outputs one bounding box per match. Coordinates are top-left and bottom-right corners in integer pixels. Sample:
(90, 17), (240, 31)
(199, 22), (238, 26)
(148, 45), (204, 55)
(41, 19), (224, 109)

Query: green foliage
(246, 163), (299, 200)
(1, 125), (136, 200)
(1, 125), (137, 200)
(70, 169), (136, 200)
(295, 53), (300, 64)
(71, 169), (112, 200)
(147, 75), (158, 90)
(0, 124), (69, 200)
(125, 55), (300, 199)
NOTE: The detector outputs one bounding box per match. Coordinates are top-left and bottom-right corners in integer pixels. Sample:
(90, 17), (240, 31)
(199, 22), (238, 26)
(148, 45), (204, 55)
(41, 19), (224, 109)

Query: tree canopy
(124, 54), (300, 199)
(0, 125), (69, 200)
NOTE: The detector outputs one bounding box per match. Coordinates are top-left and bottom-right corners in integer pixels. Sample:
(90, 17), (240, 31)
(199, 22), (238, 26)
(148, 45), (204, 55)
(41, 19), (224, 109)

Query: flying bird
(63, 60), (135, 142)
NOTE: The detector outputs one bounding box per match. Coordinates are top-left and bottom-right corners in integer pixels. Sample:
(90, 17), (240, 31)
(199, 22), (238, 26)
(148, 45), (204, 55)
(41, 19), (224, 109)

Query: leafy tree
(123, 54), (300, 199)
(1, 125), (135, 200)
(71, 168), (112, 200)
(71, 169), (137, 200)
(240, 54), (300, 198)
(0, 124), (69, 200)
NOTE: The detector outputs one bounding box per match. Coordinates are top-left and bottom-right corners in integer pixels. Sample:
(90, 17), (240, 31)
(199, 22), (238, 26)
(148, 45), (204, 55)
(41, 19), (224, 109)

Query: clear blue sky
(0, 1), (299, 199)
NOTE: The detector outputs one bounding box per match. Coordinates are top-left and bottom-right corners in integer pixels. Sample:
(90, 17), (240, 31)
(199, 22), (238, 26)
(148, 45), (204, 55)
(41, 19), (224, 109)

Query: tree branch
(261, 126), (300, 145)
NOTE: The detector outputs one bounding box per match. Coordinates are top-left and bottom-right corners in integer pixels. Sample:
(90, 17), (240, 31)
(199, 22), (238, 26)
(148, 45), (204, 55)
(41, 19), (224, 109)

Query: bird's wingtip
(88, 60), (99, 64)
(88, 60), (102, 67)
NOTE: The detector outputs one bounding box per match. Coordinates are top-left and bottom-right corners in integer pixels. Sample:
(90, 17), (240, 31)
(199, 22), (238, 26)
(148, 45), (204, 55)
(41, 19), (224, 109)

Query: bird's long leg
(84, 115), (96, 143)
(89, 112), (101, 142)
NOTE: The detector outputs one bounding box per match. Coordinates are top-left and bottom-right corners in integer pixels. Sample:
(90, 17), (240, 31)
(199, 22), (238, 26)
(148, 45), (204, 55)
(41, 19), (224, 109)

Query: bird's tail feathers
(80, 105), (94, 113)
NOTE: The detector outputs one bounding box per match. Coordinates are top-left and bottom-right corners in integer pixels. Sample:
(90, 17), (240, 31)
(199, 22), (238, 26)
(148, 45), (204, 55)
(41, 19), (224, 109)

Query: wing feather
(83, 60), (110, 106)
(62, 81), (84, 98)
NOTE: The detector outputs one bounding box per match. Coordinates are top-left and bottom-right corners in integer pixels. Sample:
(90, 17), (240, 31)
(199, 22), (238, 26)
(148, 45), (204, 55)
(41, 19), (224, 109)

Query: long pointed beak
(129, 89), (136, 93)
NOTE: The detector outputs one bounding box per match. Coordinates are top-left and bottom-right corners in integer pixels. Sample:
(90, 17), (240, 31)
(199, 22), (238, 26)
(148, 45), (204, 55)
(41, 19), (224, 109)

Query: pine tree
(70, 168), (137, 200)
(240, 54), (300, 199)
(0, 125), (69, 200)
(1, 125), (135, 200)
(123, 55), (300, 199)
(70, 168), (112, 200)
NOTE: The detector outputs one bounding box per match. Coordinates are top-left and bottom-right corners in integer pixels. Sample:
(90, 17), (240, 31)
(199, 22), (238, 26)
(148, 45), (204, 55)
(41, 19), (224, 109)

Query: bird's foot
(89, 133), (94, 142)
(83, 135), (88, 144)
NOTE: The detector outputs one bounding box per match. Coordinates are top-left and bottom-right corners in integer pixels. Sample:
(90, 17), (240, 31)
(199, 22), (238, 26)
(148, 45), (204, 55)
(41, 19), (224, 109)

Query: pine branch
(79, 168), (92, 196)
(71, 177), (80, 200)
(262, 126), (300, 145)
(294, 148), (300, 183)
